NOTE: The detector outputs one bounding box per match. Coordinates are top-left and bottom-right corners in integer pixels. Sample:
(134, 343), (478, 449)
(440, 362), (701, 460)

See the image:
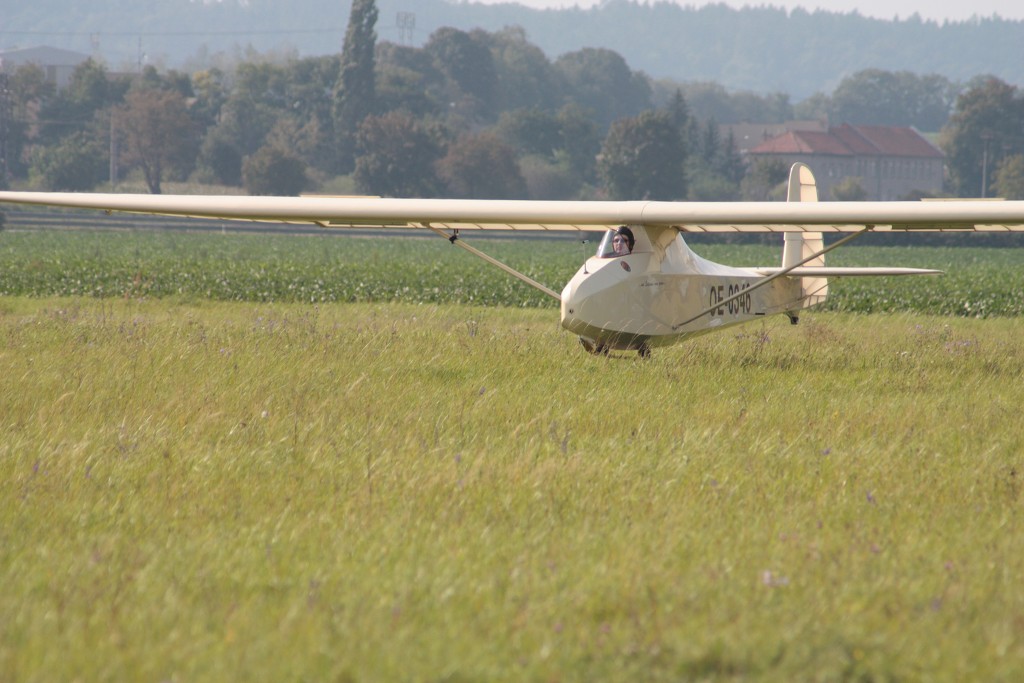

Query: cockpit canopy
(596, 227), (636, 258)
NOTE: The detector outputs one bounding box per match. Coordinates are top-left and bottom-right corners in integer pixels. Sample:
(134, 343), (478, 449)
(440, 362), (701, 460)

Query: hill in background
(4, 0), (1023, 99)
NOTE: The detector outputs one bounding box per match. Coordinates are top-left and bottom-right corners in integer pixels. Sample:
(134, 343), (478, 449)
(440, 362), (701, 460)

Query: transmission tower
(396, 12), (416, 46)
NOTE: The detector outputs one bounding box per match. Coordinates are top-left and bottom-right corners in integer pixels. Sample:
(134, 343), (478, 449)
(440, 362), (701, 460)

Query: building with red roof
(748, 123), (944, 200)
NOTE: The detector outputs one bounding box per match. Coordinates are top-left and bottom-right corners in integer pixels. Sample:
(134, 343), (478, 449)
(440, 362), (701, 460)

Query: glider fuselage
(560, 226), (804, 353)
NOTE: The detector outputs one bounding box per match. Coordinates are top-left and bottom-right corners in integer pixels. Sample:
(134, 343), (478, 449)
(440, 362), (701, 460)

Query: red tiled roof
(749, 124), (943, 159)
(830, 124), (880, 155)
(843, 124), (944, 158)
(751, 131), (853, 155)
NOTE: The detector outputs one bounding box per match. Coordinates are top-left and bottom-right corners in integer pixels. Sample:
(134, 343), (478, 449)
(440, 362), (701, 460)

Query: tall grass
(2, 296), (1022, 681)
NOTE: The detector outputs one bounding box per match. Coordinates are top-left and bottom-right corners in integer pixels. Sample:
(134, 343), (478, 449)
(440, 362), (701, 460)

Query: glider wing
(3, 192), (1024, 233)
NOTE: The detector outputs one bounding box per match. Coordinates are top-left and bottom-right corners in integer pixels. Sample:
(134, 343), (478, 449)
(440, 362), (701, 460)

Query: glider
(4, 163), (1024, 357)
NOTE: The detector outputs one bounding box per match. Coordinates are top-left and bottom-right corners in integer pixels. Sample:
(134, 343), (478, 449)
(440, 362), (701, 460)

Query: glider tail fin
(782, 163), (828, 315)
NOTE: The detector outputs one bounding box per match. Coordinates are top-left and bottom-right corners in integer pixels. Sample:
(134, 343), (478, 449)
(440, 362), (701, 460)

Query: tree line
(2, 0), (1023, 201)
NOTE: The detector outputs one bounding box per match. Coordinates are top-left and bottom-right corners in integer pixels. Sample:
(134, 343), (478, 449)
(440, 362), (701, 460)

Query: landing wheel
(637, 344), (651, 359)
(579, 337), (609, 355)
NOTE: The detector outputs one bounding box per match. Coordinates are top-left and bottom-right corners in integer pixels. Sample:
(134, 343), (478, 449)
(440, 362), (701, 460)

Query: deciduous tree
(196, 80), (281, 186)
(993, 154), (1024, 200)
(29, 131), (107, 191)
(494, 106), (597, 196)
(830, 69), (954, 130)
(495, 109), (563, 159)
(115, 89), (197, 194)
(554, 48), (651, 131)
(941, 77), (1024, 197)
(354, 111), (445, 197)
(242, 145), (309, 196)
(489, 27), (564, 114)
(518, 155), (578, 200)
(741, 157), (789, 201)
(189, 68), (228, 131)
(39, 59), (128, 145)
(599, 111), (685, 200)
(375, 43), (446, 118)
(375, 56), (441, 120)
(830, 176), (868, 201)
(556, 104), (600, 184)
(664, 81), (791, 125)
(437, 132), (526, 199)
(423, 28), (499, 125)
(5, 64), (54, 179)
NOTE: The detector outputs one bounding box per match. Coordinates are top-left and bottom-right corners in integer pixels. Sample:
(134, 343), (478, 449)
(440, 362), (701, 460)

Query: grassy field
(1, 230), (1023, 680)
(3, 297), (1023, 681)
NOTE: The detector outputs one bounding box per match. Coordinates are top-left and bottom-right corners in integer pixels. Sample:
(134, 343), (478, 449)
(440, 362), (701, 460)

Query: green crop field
(3, 229), (1024, 316)
(1, 228), (1023, 681)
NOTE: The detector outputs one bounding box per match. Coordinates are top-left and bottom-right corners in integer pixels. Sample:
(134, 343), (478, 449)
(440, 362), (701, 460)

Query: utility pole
(109, 112), (118, 188)
(981, 130), (993, 198)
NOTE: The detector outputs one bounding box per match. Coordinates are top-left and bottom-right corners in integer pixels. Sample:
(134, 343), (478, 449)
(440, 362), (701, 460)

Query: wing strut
(672, 226), (874, 330)
(423, 224), (561, 301)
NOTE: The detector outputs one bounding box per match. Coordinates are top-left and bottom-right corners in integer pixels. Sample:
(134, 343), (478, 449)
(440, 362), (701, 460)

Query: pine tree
(718, 129), (746, 184)
(700, 117), (721, 165)
(667, 89), (699, 153)
(667, 89), (690, 134)
(333, 0), (378, 174)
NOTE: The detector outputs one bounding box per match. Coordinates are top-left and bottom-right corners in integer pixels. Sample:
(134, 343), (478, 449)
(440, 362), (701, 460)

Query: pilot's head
(613, 226), (634, 254)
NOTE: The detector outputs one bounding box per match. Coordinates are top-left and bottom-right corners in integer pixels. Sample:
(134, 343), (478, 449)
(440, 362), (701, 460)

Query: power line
(1, 22), (417, 47)
(2, 28), (347, 38)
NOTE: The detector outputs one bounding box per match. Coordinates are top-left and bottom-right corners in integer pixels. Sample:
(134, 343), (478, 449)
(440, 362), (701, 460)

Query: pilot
(612, 226), (634, 256)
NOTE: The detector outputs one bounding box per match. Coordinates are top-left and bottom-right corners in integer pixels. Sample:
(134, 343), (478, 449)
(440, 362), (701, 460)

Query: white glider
(4, 163), (1024, 356)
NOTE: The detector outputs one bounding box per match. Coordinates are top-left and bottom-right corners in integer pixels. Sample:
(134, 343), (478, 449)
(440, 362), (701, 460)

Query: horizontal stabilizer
(754, 267), (942, 277)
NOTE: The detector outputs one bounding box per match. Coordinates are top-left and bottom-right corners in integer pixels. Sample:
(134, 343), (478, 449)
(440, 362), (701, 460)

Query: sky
(467, 1), (1024, 23)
